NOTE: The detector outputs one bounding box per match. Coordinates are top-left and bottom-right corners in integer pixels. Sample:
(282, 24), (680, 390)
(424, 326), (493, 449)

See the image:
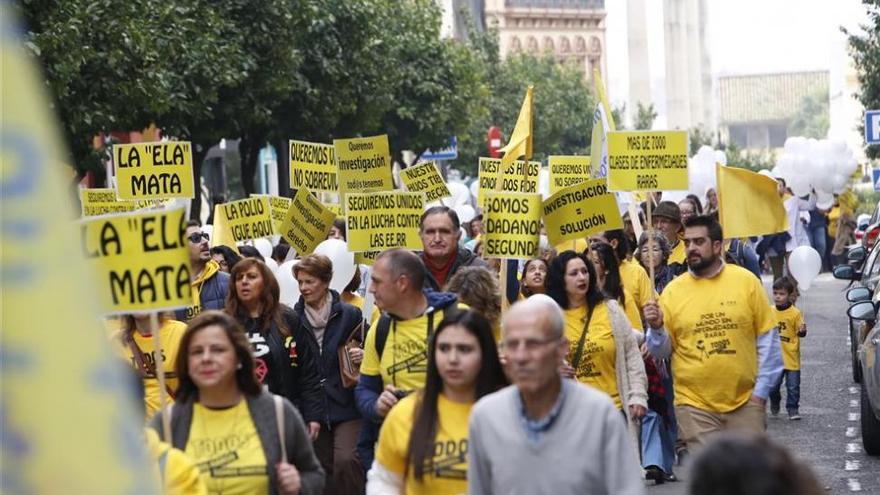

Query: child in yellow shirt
(769, 277), (807, 420)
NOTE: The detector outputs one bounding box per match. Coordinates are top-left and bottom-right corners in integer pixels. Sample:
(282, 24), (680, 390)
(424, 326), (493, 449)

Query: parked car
(834, 245), (874, 382)
(846, 300), (880, 455)
(858, 201), (880, 249)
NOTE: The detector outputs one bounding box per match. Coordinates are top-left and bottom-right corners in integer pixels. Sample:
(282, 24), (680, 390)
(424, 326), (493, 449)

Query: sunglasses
(188, 232), (210, 244)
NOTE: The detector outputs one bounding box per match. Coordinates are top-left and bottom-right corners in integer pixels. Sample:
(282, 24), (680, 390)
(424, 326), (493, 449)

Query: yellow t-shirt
(361, 306), (462, 392)
(619, 258), (655, 309)
(375, 393), (471, 495)
(659, 264), (776, 413)
(185, 401), (269, 495)
(621, 288), (643, 331)
(774, 305), (805, 371)
(564, 303), (621, 408)
(118, 320), (187, 418)
(345, 292), (381, 326)
(828, 206), (841, 239)
(668, 239), (686, 265)
(145, 428), (207, 495)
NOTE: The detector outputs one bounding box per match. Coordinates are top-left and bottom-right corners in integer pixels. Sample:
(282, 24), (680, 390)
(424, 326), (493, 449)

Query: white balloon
(469, 180), (480, 203)
(264, 257), (279, 274)
(788, 246), (822, 291)
(254, 238), (273, 259)
(788, 173), (811, 198)
(714, 150), (727, 166)
(538, 167), (551, 200)
(314, 239), (356, 293)
(815, 190), (834, 210)
(277, 260), (301, 307)
(455, 204), (476, 224)
(758, 169), (774, 179)
(447, 181), (470, 207)
(202, 224), (213, 239)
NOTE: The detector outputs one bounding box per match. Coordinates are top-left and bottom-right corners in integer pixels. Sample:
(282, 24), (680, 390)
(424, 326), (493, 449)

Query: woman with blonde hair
(446, 266), (502, 341)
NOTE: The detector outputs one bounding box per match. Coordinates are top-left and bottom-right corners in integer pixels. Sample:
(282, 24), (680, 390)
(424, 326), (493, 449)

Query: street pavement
(648, 274), (880, 494)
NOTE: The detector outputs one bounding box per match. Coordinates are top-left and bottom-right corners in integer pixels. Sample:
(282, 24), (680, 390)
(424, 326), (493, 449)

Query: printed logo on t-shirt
(423, 438), (468, 480)
(190, 433), (267, 478)
(692, 311), (739, 360)
(386, 339), (428, 377)
(184, 304), (201, 321)
(574, 341), (603, 379)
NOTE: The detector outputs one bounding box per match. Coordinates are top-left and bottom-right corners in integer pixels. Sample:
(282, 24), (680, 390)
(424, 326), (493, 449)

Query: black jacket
(422, 247), (488, 291)
(294, 290), (364, 426)
(236, 305), (325, 424)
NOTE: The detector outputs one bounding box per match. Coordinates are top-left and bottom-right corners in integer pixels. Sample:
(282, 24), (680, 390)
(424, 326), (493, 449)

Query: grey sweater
(467, 380), (645, 495)
(149, 391), (325, 495)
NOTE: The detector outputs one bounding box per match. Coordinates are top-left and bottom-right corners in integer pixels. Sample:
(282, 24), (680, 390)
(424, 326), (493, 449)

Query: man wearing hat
(652, 201), (687, 275)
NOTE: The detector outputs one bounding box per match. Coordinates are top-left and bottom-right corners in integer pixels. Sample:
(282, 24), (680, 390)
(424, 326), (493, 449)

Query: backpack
(373, 311), (436, 359)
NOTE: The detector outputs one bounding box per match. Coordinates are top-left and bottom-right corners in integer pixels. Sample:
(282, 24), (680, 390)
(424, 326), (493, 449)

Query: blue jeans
(641, 409), (676, 474)
(808, 226), (827, 271)
(769, 369), (801, 412)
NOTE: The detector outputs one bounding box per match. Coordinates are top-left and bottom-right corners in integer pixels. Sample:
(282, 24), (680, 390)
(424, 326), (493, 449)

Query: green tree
(788, 89), (830, 139)
(724, 141), (776, 172)
(845, 0), (880, 159)
(689, 125), (716, 155)
(633, 102), (658, 130)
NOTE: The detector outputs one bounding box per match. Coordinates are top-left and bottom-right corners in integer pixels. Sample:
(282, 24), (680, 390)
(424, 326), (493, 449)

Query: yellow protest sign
(542, 179), (623, 246)
(213, 196), (274, 244)
(4, 11), (157, 491)
(345, 191), (425, 252)
(251, 194), (292, 233)
(113, 141), (195, 200)
(549, 156), (591, 195)
(477, 157), (540, 206)
(483, 192), (542, 259)
(289, 140), (338, 193)
(80, 188), (138, 216)
(324, 203), (344, 218)
(279, 188), (336, 256)
(606, 131), (688, 191)
(355, 251), (380, 266)
(400, 161), (451, 203)
(81, 208), (192, 314)
(334, 134), (394, 198)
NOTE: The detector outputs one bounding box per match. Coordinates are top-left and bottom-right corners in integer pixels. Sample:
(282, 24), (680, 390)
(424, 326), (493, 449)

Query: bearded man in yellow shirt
(643, 215), (783, 450)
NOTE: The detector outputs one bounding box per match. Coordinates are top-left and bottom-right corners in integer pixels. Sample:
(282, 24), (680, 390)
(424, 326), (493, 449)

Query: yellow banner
(477, 157), (540, 207)
(334, 134), (394, 198)
(81, 208), (192, 314)
(80, 188), (138, 216)
(251, 194), (291, 233)
(214, 197), (274, 244)
(324, 203), (344, 218)
(4, 10), (156, 491)
(549, 156), (591, 195)
(114, 141), (195, 200)
(542, 179), (623, 246)
(400, 161), (451, 203)
(279, 188), (336, 256)
(345, 191), (425, 252)
(483, 192), (542, 259)
(355, 251), (381, 266)
(289, 140), (338, 193)
(606, 131), (688, 191)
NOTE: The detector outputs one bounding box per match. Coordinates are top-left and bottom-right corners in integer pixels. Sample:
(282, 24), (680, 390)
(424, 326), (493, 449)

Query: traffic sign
(421, 136), (458, 161)
(866, 110), (880, 145)
(873, 169), (880, 192)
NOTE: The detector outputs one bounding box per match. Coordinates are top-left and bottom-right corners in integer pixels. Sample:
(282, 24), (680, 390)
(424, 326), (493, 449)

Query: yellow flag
(717, 163), (787, 238)
(2, 7), (156, 494)
(497, 86), (534, 183)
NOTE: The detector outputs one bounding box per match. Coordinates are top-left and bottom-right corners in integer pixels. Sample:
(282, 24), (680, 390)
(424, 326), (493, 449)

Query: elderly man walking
(468, 295), (644, 495)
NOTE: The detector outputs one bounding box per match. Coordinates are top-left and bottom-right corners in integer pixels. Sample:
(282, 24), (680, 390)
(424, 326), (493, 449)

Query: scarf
(423, 249), (457, 288)
(304, 292), (332, 352)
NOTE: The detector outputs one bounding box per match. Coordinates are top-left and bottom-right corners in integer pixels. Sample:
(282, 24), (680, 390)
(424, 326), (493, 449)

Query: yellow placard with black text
(549, 156), (591, 195)
(113, 141), (195, 200)
(289, 140), (338, 193)
(355, 251), (380, 266)
(345, 191), (425, 252)
(606, 131), (688, 191)
(251, 194), (292, 233)
(542, 179), (623, 246)
(334, 134), (394, 198)
(213, 197), (274, 245)
(477, 157), (540, 207)
(279, 188), (336, 256)
(80, 188), (138, 216)
(81, 207), (192, 314)
(324, 203), (343, 219)
(400, 161), (451, 203)
(483, 192), (542, 259)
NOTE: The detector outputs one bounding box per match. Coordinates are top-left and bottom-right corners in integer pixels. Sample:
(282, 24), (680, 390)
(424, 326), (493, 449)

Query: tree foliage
(788, 89), (830, 139)
(633, 102), (658, 131)
(846, 0), (880, 159)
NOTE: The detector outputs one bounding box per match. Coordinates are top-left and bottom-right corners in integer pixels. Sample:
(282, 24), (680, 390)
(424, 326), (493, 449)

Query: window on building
(768, 123), (787, 148)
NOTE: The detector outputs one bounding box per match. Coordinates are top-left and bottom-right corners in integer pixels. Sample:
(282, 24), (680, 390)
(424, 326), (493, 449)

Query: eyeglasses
(499, 336), (560, 353)
(188, 232), (209, 244)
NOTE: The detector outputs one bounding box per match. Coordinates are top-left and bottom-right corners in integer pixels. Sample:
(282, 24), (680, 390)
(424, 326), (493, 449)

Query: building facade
(484, 0), (608, 84)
